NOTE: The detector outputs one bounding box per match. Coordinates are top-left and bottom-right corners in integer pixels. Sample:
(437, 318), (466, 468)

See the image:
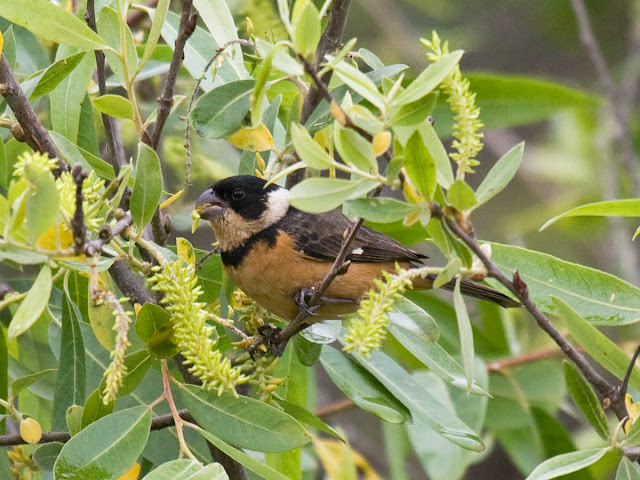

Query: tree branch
(0, 54), (67, 175)
(430, 203), (626, 420)
(286, 0), (352, 188)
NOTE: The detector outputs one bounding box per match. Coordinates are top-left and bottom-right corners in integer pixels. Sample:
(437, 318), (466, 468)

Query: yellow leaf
(625, 394), (640, 433)
(0, 30), (3, 55)
(226, 124), (275, 152)
(314, 438), (381, 480)
(176, 237), (196, 267)
(19, 418), (42, 444)
(160, 190), (183, 209)
(191, 209), (200, 234)
(372, 131), (391, 157)
(117, 463), (141, 480)
(37, 223), (74, 251)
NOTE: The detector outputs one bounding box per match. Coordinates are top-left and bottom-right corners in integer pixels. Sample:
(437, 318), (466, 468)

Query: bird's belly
(224, 232), (401, 321)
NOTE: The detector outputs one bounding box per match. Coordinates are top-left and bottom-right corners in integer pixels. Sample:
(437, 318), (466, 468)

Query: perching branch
(286, 0), (352, 188)
(0, 54), (66, 175)
(149, 0), (197, 149)
(85, 0), (127, 173)
(431, 203), (627, 421)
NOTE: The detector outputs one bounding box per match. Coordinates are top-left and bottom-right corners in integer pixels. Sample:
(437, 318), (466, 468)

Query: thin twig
(314, 398), (356, 417)
(149, 0), (197, 149)
(431, 203), (626, 420)
(618, 341), (640, 405)
(286, 0), (352, 188)
(0, 54), (66, 175)
(84, 211), (133, 256)
(85, 0), (127, 173)
(71, 166), (88, 254)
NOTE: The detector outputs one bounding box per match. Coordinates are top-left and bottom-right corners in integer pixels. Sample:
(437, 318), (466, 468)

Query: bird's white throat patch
(210, 187), (290, 251)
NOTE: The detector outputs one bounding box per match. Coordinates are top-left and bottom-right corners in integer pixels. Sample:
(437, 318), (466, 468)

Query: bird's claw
(248, 325), (286, 358)
(294, 287), (321, 317)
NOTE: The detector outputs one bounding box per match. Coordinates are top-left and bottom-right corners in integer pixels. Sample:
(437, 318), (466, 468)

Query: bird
(195, 175), (518, 324)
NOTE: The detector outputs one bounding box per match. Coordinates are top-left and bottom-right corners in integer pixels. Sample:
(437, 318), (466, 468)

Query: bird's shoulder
(277, 207), (426, 264)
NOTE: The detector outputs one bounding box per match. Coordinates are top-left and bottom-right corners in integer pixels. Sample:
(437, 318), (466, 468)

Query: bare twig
(0, 410), (193, 447)
(84, 211), (133, 257)
(149, 0), (197, 149)
(0, 54), (66, 175)
(431, 203), (626, 420)
(85, 0), (127, 173)
(286, 0), (352, 188)
(71, 166), (88, 254)
(618, 341), (640, 406)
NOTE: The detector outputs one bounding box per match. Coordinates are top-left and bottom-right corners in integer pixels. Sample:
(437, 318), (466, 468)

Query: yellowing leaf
(226, 124), (275, 152)
(36, 223), (73, 251)
(372, 131), (391, 157)
(159, 190), (183, 209)
(625, 394), (640, 433)
(0, 30), (3, 55)
(314, 438), (381, 480)
(117, 463), (141, 480)
(176, 237), (196, 267)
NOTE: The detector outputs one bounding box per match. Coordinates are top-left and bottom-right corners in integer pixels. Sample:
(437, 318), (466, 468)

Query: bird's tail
(412, 274), (520, 308)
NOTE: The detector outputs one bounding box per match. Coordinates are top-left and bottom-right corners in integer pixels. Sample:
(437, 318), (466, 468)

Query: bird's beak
(195, 190), (227, 221)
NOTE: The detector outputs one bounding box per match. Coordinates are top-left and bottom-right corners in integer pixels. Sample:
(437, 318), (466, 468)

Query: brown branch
(431, 203), (626, 420)
(0, 54), (67, 175)
(618, 341), (640, 406)
(314, 398), (356, 417)
(0, 410), (193, 447)
(71, 166), (88, 254)
(286, 0), (352, 188)
(85, 0), (127, 174)
(149, 0), (197, 149)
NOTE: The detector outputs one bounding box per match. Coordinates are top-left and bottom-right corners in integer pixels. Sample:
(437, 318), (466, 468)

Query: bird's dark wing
(278, 208), (426, 264)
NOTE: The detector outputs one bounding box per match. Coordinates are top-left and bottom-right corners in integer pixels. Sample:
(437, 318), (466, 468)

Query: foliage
(0, 1), (639, 480)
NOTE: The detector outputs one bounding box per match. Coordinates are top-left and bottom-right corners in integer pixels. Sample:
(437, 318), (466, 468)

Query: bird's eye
(231, 189), (245, 200)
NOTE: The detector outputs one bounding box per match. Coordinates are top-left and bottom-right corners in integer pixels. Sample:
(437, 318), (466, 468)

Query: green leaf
(404, 131), (436, 200)
(334, 122), (378, 171)
(190, 80), (255, 138)
(195, 253), (223, 303)
(0, 0), (109, 50)
(81, 389), (114, 429)
(50, 131), (115, 181)
(288, 178), (378, 213)
(394, 50), (463, 105)
(30, 51), (86, 99)
(388, 296), (439, 343)
(432, 257), (462, 289)
(563, 361), (609, 440)
(93, 94), (135, 120)
(97, 7), (138, 87)
(356, 349), (484, 451)
(180, 384), (311, 453)
(432, 73), (601, 132)
(290, 123), (335, 170)
(141, 459), (200, 480)
(524, 448), (612, 480)
(293, 0), (321, 56)
(24, 163), (59, 243)
(135, 303), (171, 343)
(139, 0), (170, 70)
(8, 266), (52, 339)
(197, 429), (291, 480)
(448, 179), (477, 211)
(541, 199), (640, 231)
(99, 350), (153, 398)
(490, 242), (640, 326)
(33, 442), (64, 471)
(453, 278), (475, 393)
(344, 197), (419, 223)
(50, 45), (95, 143)
(131, 143), (163, 229)
(616, 457), (640, 480)
(51, 294), (86, 431)
(0, 136), (7, 190)
(319, 347), (411, 423)
(331, 59), (386, 111)
(390, 92), (437, 127)
(11, 368), (57, 397)
(54, 406), (152, 480)
(475, 142), (524, 207)
(552, 297), (640, 396)
(275, 399), (342, 440)
(251, 44), (281, 126)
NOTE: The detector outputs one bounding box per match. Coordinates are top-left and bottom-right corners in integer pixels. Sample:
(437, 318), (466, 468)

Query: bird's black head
(196, 175), (282, 221)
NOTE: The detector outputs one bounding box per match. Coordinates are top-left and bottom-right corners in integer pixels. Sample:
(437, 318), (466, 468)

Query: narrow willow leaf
(422, 123), (454, 188)
(11, 369), (57, 397)
(563, 361), (608, 440)
(331, 59), (386, 111)
(541, 199), (640, 231)
(475, 142), (524, 207)
(24, 163), (59, 243)
(394, 51), (463, 105)
(81, 389), (114, 429)
(51, 294), (86, 431)
(30, 52), (86, 99)
(552, 297), (640, 392)
(433, 258), (462, 289)
(356, 349), (484, 451)
(50, 131), (116, 181)
(98, 350), (153, 398)
(139, 0), (170, 70)
(334, 122), (377, 171)
(180, 384), (311, 453)
(275, 399), (343, 440)
(290, 123), (335, 169)
(0, 0), (109, 50)
(198, 429), (291, 480)
(319, 347), (411, 423)
(288, 178), (378, 213)
(141, 459), (201, 480)
(190, 80), (255, 138)
(388, 296), (439, 343)
(524, 448), (612, 480)
(490, 242), (640, 326)
(131, 143), (163, 229)
(344, 197), (419, 223)
(404, 130), (436, 200)
(93, 94), (135, 120)
(293, 0), (321, 56)
(0, 136), (7, 189)
(251, 44), (280, 125)
(453, 278), (475, 392)
(8, 266), (52, 339)
(54, 406), (152, 480)
(616, 457), (640, 480)
(97, 7), (137, 87)
(448, 179), (477, 211)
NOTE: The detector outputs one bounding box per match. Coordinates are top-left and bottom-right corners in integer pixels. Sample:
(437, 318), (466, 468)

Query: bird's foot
(248, 325), (286, 358)
(294, 288), (357, 318)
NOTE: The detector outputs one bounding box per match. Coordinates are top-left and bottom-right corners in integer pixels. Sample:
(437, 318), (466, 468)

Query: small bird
(195, 175), (518, 323)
